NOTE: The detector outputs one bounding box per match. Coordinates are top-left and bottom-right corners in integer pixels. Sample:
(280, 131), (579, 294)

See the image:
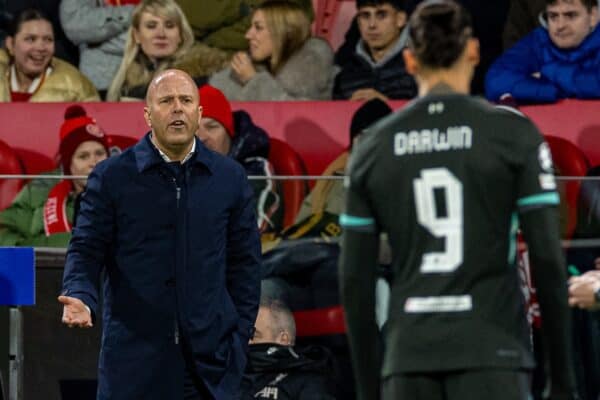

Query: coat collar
(133, 132), (216, 174)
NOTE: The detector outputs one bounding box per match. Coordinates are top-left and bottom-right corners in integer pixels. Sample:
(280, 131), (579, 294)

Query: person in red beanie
(0, 104), (108, 247)
(198, 84), (283, 233)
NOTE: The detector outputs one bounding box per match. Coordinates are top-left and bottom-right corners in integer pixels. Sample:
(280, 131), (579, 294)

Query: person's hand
(568, 274), (600, 310)
(58, 295), (93, 328)
(231, 52), (257, 85)
(349, 88), (389, 102)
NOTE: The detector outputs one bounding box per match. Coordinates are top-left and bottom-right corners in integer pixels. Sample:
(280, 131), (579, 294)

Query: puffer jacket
(0, 49), (99, 102)
(485, 25), (600, 103)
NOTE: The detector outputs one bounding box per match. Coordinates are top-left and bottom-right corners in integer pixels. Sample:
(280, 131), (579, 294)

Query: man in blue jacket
(58, 69), (262, 400)
(486, 0), (600, 104)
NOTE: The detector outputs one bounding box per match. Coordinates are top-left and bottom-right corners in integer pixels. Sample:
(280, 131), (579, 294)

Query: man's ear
(590, 6), (599, 30)
(143, 107), (152, 128)
(465, 38), (480, 67)
(396, 11), (407, 29)
(279, 331), (291, 346)
(403, 48), (418, 76)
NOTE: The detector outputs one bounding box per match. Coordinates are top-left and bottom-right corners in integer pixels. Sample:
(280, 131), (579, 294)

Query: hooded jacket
(231, 110), (282, 233)
(240, 343), (336, 400)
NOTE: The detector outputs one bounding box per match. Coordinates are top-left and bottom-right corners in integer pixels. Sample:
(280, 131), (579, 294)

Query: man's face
(197, 117), (232, 155)
(144, 71), (201, 155)
(357, 3), (406, 54)
(546, 0), (598, 49)
(249, 307), (284, 345)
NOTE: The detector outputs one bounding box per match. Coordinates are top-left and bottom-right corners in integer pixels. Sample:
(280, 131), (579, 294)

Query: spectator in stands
(209, 0), (335, 101)
(294, 98), (392, 223)
(0, 9), (99, 102)
(503, 0), (600, 49)
(0, 105), (108, 247)
(59, 0), (140, 98)
(485, 0), (600, 104)
(174, 0), (314, 77)
(333, 0), (417, 101)
(3, 0), (80, 65)
(198, 84), (283, 233)
(106, 0), (227, 101)
(241, 297), (336, 399)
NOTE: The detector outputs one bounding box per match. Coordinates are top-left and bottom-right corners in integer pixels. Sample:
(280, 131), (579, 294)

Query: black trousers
(382, 369), (531, 400)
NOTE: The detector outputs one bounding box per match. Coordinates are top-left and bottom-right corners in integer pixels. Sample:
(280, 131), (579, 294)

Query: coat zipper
(174, 177), (181, 345)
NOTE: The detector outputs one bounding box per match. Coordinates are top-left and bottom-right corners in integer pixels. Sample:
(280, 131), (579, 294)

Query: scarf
(43, 180), (73, 236)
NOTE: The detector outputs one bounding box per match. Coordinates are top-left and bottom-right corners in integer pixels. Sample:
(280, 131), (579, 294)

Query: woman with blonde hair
(209, 0), (336, 100)
(107, 0), (228, 100)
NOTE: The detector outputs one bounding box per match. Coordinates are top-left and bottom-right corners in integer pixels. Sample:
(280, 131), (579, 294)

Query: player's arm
(520, 205), (577, 397)
(339, 174), (382, 400)
(516, 130), (578, 398)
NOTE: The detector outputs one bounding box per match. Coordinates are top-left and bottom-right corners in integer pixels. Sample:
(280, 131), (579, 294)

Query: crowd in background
(0, 0), (599, 399)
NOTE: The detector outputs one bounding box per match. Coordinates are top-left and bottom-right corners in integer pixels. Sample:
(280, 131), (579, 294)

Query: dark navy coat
(485, 25), (600, 103)
(62, 133), (262, 399)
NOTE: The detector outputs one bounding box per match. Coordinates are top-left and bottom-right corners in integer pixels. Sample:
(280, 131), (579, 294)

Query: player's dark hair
(407, 0), (472, 69)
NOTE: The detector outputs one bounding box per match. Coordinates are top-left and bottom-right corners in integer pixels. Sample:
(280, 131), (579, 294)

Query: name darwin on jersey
(394, 126), (472, 156)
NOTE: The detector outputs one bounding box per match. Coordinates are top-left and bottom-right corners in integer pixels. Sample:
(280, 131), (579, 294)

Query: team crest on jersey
(538, 142), (554, 172)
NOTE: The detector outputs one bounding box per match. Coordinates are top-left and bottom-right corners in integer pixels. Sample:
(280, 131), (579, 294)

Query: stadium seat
(0, 139), (25, 211)
(13, 147), (56, 175)
(545, 135), (590, 238)
(313, 0), (356, 50)
(268, 138), (308, 228)
(107, 134), (138, 155)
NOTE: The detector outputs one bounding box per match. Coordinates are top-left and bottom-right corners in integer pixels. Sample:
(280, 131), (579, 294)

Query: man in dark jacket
(486, 0), (600, 104)
(241, 298), (336, 400)
(197, 84), (282, 233)
(333, 0), (417, 101)
(59, 69), (261, 400)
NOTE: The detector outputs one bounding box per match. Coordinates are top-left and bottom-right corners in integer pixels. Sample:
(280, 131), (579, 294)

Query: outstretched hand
(58, 295), (93, 328)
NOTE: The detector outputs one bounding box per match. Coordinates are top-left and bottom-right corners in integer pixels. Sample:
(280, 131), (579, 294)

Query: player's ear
(403, 48), (419, 76)
(465, 38), (480, 67)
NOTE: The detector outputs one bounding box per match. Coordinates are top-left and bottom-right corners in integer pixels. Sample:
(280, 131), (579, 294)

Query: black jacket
(333, 48), (417, 100)
(240, 343), (336, 400)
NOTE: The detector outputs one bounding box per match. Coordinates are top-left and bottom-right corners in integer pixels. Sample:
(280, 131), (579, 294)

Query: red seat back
(0, 139), (25, 211)
(545, 135), (590, 238)
(268, 138), (308, 228)
(107, 134), (139, 155)
(13, 147), (56, 175)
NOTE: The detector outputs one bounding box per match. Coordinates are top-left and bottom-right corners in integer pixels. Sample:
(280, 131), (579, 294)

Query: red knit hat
(58, 105), (109, 175)
(199, 85), (235, 138)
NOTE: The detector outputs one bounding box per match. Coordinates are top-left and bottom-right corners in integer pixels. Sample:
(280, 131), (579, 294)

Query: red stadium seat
(268, 138), (308, 228)
(107, 134), (139, 155)
(293, 305), (346, 337)
(545, 135), (590, 238)
(13, 147), (56, 175)
(313, 0), (356, 50)
(0, 139), (25, 211)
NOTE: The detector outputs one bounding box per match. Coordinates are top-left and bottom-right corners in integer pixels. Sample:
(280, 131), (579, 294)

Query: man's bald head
(146, 69), (199, 105)
(143, 68), (202, 162)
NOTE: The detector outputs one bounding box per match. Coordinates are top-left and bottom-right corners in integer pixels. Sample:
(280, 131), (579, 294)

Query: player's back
(351, 92), (552, 375)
